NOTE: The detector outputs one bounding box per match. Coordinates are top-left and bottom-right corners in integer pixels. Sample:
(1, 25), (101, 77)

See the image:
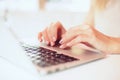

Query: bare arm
(38, 1), (120, 54)
(60, 1), (120, 54)
(83, 1), (120, 54)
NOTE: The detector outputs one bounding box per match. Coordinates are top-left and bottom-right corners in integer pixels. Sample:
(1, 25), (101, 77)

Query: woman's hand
(38, 21), (66, 46)
(59, 24), (113, 53)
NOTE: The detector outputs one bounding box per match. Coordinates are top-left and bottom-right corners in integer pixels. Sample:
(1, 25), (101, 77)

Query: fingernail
(59, 39), (63, 44)
(51, 42), (54, 46)
(53, 37), (56, 42)
(60, 45), (65, 48)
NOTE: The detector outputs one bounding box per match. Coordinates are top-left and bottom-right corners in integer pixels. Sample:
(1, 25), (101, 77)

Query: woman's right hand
(38, 21), (66, 46)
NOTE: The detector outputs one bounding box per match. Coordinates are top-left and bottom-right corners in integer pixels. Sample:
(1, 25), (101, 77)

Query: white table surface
(0, 11), (120, 80)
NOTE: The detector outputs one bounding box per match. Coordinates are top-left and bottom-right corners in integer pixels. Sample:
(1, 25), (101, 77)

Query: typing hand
(59, 24), (111, 52)
(38, 21), (66, 46)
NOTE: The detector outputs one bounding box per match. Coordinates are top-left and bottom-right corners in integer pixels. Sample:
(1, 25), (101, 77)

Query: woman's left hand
(59, 24), (112, 53)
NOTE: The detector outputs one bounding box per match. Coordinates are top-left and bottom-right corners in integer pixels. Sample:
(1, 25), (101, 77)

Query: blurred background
(0, 0), (90, 12)
(0, 0), (90, 40)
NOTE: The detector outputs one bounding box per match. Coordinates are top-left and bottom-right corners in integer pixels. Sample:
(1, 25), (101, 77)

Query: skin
(38, 22), (66, 46)
(38, 3), (120, 54)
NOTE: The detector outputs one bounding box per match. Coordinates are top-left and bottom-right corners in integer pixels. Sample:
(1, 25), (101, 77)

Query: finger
(50, 22), (59, 42)
(51, 21), (65, 41)
(54, 21), (66, 40)
(47, 23), (56, 46)
(56, 21), (66, 39)
(60, 25), (91, 44)
(59, 26), (83, 44)
(60, 31), (78, 44)
(42, 27), (50, 45)
(48, 21), (65, 46)
(66, 35), (88, 47)
(59, 43), (67, 49)
(60, 33), (79, 49)
(38, 32), (42, 42)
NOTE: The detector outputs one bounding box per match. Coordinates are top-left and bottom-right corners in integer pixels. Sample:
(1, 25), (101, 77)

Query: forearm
(108, 37), (120, 54)
(82, 1), (120, 54)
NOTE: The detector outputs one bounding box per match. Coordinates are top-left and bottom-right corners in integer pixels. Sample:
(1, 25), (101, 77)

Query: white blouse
(95, 0), (120, 37)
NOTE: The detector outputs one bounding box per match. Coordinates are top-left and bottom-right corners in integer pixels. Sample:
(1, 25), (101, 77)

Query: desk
(0, 11), (120, 80)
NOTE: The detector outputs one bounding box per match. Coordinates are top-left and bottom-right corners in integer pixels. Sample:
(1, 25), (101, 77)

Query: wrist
(107, 37), (120, 54)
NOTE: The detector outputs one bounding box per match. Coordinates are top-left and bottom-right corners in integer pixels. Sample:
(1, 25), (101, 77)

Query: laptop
(7, 26), (106, 75)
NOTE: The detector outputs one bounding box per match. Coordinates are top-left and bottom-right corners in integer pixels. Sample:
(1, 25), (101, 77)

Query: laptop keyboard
(21, 44), (78, 67)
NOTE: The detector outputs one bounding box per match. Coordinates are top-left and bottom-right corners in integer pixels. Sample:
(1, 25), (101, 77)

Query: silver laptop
(8, 26), (106, 75)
